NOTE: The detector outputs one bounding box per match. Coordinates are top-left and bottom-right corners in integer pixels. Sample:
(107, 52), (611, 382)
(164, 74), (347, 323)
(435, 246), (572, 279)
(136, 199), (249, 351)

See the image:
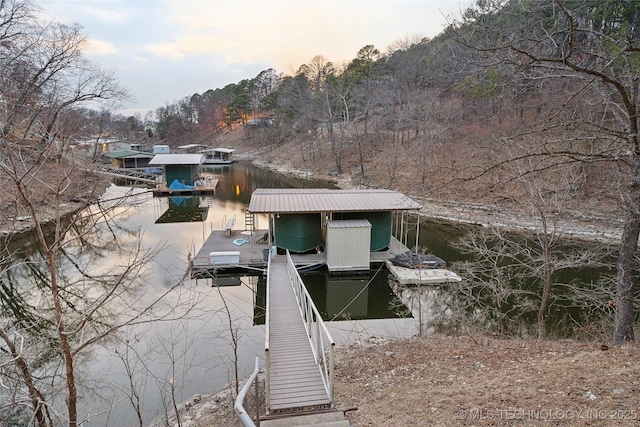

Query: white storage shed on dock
(326, 219), (371, 272)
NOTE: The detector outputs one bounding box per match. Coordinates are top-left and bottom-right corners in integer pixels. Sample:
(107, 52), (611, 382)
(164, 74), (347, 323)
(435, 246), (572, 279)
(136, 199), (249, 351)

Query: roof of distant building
(148, 154), (204, 165)
(105, 150), (154, 159)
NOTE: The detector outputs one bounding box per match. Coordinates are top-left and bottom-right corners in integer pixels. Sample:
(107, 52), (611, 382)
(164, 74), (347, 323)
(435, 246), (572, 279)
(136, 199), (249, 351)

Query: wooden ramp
(261, 411), (350, 427)
(267, 256), (331, 411)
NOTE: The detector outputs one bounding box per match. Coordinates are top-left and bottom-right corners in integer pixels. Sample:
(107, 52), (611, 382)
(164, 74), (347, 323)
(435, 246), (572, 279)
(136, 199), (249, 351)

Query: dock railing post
(234, 357), (261, 427)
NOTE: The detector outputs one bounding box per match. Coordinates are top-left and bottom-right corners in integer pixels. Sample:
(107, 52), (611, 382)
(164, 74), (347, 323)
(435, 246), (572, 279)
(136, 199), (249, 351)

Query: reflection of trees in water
(0, 193), (204, 425)
(206, 161), (335, 203)
(426, 228), (618, 340)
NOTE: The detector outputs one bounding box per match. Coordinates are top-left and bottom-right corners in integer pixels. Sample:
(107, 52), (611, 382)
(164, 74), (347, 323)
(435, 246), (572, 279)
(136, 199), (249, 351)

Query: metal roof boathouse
(248, 188), (421, 273)
(228, 189), (461, 426)
(191, 187), (464, 285)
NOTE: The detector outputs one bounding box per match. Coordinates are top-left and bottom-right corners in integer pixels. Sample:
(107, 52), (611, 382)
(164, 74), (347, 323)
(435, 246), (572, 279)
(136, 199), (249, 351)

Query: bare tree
(0, 1), (210, 425)
(446, 165), (612, 339)
(452, 0), (640, 344)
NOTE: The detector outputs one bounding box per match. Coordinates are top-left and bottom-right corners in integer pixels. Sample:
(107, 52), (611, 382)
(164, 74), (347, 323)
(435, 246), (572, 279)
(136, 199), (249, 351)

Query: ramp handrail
(234, 357), (261, 427)
(285, 250), (336, 404)
(263, 251), (272, 409)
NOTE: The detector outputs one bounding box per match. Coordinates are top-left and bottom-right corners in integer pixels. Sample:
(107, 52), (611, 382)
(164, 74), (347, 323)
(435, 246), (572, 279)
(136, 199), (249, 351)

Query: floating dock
(191, 228), (412, 278)
(152, 179), (218, 196)
(385, 261), (462, 285)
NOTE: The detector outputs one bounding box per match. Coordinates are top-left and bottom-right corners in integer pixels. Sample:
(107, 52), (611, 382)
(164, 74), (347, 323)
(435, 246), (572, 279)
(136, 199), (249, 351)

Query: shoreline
(248, 157), (622, 245)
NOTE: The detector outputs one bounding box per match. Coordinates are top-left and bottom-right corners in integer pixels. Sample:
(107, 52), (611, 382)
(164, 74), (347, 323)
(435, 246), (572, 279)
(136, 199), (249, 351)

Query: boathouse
(104, 150), (155, 169)
(248, 188), (421, 273)
(148, 153), (204, 187)
(176, 144), (235, 164)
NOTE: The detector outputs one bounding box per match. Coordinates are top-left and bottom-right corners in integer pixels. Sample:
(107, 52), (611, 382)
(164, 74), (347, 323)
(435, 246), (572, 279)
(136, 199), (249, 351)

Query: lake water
(5, 161), (611, 425)
(4, 162), (425, 426)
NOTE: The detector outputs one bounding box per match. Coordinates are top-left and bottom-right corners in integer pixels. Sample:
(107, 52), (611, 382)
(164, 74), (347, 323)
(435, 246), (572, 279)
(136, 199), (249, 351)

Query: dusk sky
(39, 1), (471, 116)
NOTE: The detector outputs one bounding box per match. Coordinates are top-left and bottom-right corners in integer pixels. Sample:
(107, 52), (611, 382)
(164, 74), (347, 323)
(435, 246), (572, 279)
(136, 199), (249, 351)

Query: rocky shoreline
(249, 157), (623, 245)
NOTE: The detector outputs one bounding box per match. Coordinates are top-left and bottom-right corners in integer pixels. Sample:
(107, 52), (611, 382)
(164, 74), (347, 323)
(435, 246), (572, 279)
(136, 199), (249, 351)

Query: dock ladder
(245, 209), (255, 232)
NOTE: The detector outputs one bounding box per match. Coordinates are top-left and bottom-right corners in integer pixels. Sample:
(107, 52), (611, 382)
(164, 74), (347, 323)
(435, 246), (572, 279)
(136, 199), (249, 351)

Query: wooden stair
(261, 411), (351, 427)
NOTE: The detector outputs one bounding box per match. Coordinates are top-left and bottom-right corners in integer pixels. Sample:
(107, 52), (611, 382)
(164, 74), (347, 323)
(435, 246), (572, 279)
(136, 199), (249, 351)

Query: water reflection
(154, 196), (209, 223)
(4, 159), (619, 425)
(251, 268), (412, 326)
(6, 161), (408, 426)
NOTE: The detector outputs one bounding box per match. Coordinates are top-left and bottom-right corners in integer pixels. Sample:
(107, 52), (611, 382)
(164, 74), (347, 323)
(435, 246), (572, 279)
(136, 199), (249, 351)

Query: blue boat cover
(169, 179), (195, 190)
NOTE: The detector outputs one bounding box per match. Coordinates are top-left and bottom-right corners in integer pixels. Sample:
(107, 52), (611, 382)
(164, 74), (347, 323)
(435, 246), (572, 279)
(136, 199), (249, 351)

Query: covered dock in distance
(104, 150), (155, 169)
(149, 153), (204, 186)
(176, 144), (235, 164)
(148, 153), (218, 196)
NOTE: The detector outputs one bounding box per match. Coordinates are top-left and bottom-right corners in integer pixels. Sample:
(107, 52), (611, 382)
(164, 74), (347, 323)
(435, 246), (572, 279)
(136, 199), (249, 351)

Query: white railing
(234, 357), (261, 427)
(263, 251), (272, 409)
(285, 250), (336, 404)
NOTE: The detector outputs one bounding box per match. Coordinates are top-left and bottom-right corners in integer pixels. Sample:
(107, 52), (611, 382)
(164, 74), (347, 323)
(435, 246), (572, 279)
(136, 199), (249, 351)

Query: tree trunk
(614, 157), (640, 344)
(614, 216), (639, 344)
(537, 279), (552, 340)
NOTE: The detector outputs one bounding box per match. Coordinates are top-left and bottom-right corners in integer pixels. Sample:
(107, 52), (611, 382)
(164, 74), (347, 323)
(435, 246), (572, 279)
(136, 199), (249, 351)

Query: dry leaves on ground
(334, 336), (639, 426)
(177, 335), (639, 426)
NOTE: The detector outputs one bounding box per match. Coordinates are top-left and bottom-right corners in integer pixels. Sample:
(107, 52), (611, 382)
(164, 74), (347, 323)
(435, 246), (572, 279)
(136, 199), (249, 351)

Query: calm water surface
(73, 162), (422, 425)
(4, 161), (612, 425)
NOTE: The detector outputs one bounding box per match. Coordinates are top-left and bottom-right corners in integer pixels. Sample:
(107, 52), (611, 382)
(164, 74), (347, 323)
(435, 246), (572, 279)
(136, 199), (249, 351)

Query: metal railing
(263, 251), (272, 409)
(234, 357), (261, 427)
(285, 250), (336, 404)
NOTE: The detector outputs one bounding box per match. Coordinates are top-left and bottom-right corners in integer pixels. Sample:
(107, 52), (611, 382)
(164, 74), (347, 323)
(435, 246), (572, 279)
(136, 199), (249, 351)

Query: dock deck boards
(267, 256), (330, 411)
(192, 228), (411, 277)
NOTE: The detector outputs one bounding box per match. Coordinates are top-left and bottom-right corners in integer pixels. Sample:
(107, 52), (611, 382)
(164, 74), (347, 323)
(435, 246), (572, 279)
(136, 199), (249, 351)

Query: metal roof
(248, 188), (421, 213)
(176, 143), (203, 150)
(105, 150), (154, 159)
(148, 154), (204, 166)
(201, 147), (235, 154)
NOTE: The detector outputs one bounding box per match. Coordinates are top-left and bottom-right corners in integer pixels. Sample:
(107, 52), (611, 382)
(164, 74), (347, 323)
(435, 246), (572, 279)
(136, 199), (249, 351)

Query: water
(1, 162), (420, 426)
(5, 161), (612, 425)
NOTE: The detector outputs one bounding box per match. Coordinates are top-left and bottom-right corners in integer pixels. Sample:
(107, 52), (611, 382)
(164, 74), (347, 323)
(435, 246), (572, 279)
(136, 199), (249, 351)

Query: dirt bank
(165, 335), (639, 427)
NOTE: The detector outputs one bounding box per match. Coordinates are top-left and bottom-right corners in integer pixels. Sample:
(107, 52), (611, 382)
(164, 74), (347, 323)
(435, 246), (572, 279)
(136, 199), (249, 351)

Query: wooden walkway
(267, 256), (331, 411)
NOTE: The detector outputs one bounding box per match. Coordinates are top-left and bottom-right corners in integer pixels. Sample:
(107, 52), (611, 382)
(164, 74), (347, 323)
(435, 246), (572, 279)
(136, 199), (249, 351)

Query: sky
(38, 0), (472, 116)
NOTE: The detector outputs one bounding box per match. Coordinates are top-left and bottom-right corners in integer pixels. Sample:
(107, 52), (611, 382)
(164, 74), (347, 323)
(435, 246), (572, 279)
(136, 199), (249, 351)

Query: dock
(385, 261), (463, 285)
(152, 179), (218, 197)
(191, 228), (412, 278)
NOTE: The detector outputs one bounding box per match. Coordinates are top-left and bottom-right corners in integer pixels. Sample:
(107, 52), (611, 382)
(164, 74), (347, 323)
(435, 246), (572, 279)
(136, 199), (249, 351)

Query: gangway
(235, 250), (351, 426)
(265, 252), (334, 411)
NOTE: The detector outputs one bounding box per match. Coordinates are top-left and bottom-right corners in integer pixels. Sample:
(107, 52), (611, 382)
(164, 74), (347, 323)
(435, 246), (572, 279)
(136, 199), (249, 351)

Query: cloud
(83, 38), (118, 56)
(39, 0), (472, 114)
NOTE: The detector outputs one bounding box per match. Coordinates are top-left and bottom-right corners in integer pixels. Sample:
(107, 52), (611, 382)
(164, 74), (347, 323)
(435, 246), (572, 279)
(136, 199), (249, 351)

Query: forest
(1, 0), (640, 425)
(135, 0), (640, 345)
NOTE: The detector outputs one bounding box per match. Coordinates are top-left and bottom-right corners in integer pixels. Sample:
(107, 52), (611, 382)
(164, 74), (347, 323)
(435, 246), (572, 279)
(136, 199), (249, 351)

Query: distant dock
(152, 179), (218, 197)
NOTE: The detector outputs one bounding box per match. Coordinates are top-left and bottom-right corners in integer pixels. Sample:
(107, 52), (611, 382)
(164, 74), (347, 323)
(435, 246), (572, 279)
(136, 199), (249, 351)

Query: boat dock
(152, 179), (219, 197)
(191, 228), (412, 278)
